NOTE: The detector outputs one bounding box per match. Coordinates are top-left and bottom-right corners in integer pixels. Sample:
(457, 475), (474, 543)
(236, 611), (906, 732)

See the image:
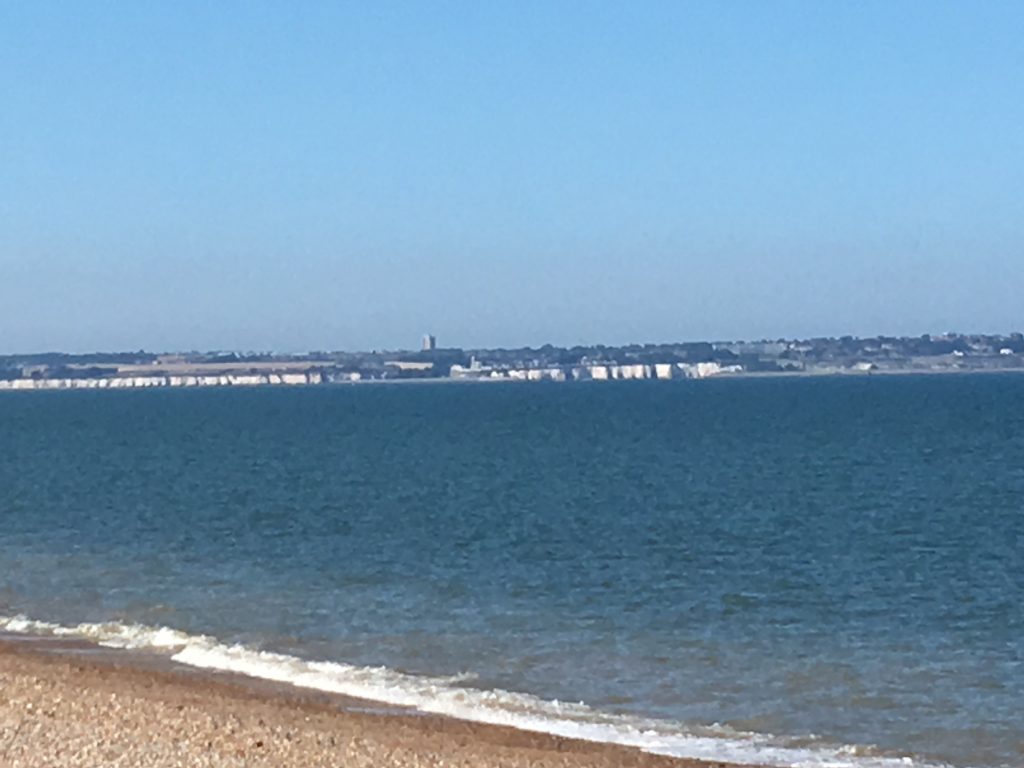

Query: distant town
(1, 332), (1023, 391)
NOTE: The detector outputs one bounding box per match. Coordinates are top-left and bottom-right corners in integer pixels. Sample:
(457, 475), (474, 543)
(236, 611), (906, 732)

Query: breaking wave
(0, 614), (940, 768)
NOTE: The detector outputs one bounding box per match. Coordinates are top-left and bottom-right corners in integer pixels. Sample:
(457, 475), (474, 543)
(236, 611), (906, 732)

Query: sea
(0, 375), (1021, 768)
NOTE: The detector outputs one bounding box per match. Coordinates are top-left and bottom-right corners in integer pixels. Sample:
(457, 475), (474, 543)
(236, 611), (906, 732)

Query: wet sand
(0, 638), (751, 768)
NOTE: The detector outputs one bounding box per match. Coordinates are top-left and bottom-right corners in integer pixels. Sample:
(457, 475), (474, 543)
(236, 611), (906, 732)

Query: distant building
(422, 334), (437, 351)
(386, 361), (435, 372)
(450, 357), (493, 379)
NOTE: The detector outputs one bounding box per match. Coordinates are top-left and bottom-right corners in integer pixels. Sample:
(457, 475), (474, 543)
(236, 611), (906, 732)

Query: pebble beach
(0, 639), (744, 768)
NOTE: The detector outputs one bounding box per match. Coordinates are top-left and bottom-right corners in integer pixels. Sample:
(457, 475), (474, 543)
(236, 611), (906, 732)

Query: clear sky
(1, 2), (1022, 353)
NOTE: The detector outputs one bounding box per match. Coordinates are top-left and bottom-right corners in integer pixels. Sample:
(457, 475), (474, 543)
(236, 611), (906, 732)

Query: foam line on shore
(0, 614), (940, 768)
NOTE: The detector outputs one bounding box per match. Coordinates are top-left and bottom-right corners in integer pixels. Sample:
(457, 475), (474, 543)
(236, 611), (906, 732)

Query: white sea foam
(0, 614), (941, 768)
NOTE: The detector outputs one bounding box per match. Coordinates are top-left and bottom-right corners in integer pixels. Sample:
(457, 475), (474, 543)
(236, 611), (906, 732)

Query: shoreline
(2, 365), (1024, 394)
(0, 635), (750, 768)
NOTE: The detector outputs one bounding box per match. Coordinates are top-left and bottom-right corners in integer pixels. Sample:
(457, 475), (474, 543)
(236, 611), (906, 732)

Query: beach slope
(0, 641), (746, 768)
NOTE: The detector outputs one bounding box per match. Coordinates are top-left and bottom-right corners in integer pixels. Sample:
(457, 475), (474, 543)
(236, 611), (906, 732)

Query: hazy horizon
(2, 2), (1021, 352)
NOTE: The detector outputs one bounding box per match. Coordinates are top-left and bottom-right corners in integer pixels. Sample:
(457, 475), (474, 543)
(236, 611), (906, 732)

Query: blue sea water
(0, 376), (1021, 767)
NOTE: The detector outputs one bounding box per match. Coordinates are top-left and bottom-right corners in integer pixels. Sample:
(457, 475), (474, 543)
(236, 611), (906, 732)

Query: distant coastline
(5, 363), (1024, 393)
(2, 332), (1023, 391)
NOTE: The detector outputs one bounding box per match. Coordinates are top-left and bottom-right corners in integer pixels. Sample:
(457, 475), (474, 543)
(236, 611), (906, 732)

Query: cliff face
(0, 372), (324, 391)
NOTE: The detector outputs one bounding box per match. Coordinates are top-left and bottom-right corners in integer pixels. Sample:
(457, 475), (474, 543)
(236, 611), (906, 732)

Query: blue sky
(1, 2), (1022, 352)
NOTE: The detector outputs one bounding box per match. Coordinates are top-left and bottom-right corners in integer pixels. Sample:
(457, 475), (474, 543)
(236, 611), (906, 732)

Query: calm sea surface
(0, 377), (1021, 767)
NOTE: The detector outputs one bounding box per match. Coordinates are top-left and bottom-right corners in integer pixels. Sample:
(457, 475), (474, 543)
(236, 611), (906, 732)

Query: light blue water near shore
(0, 377), (1022, 767)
